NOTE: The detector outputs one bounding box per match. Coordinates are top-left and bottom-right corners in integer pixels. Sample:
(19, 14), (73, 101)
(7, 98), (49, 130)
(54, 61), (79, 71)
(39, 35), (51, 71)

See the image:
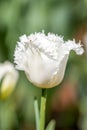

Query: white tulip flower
(0, 61), (19, 99)
(14, 32), (84, 88)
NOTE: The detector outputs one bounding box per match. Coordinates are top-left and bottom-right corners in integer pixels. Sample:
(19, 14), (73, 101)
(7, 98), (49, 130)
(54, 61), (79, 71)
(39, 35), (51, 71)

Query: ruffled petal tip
(65, 40), (84, 55)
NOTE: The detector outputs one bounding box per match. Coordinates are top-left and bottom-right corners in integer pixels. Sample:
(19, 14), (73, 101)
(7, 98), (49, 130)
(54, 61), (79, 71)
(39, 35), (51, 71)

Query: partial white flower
(14, 32), (84, 88)
(0, 61), (19, 99)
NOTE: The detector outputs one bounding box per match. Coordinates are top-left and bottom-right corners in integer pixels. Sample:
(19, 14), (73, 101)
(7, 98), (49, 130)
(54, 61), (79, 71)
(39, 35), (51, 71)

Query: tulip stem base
(39, 88), (47, 130)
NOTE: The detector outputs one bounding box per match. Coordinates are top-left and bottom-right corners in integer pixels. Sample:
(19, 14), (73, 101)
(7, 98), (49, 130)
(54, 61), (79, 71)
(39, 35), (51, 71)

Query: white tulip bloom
(0, 61), (19, 99)
(14, 32), (84, 88)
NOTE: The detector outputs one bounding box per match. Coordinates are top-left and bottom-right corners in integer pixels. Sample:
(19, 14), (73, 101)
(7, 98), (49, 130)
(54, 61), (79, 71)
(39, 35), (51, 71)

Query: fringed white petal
(19, 35), (28, 43)
(65, 40), (84, 55)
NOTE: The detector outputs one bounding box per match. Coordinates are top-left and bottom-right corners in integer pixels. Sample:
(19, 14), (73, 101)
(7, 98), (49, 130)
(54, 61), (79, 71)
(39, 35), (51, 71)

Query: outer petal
(25, 45), (69, 88)
(31, 54), (69, 88)
(25, 47), (58, 87)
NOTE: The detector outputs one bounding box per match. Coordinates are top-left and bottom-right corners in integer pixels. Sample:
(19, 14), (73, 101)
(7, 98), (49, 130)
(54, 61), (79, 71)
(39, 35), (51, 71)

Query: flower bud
(0, 61), (19, 99)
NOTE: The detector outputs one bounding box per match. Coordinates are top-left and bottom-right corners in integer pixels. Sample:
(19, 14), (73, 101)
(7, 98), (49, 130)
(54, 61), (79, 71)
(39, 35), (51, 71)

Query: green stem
(39, 88), (47, 130)
(34, 97), (39, 130)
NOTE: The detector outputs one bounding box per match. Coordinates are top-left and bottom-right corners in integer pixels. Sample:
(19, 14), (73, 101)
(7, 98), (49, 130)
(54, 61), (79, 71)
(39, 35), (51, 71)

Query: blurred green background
(0, 0), (87, 130)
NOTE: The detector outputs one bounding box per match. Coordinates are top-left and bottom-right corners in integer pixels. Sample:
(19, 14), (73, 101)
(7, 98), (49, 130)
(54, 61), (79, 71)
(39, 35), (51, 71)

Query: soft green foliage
(46, 120), (56, 130)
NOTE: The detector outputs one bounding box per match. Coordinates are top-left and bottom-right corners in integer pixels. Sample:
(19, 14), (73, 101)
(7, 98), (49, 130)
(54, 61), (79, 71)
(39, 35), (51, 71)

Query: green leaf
(46, 120), (56, 130)
(34, 97), (40, 130)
